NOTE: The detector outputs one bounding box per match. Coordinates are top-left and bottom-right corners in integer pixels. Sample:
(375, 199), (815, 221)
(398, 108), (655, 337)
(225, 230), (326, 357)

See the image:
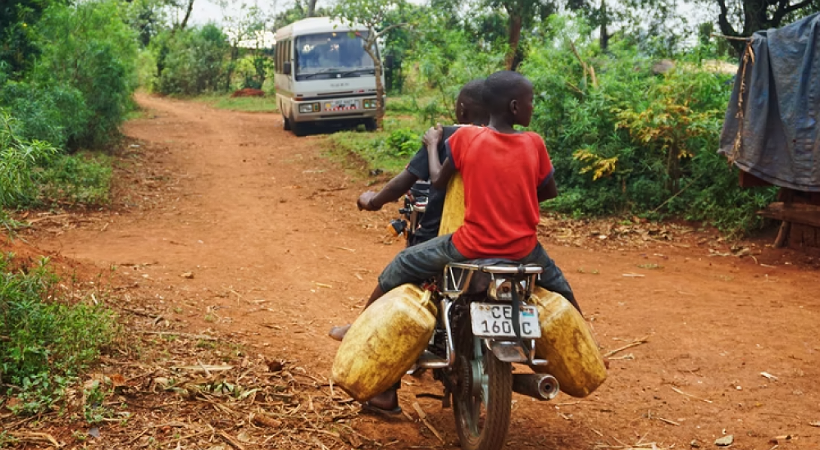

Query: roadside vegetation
(0, 0), (134, 419)
(0, 254), (117, 417)
(322, 4), (800, 236)
(193, 94), (279, 112)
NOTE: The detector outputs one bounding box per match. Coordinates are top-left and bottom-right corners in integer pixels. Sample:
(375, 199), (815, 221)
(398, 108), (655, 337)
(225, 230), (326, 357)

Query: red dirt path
(30, 94), (820, 449)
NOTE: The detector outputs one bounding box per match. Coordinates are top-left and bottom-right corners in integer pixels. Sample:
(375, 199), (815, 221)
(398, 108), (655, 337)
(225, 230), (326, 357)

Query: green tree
(334, 0), (411, 129)
(31, 0), (139, 148)
(0, 0), (67, 77)
(153, 24), (229, 95)
(706, 0), (820, 51)
(219, 2), (271, 91)
(407, 12), (506, 122)
(486, 0), (556, 70)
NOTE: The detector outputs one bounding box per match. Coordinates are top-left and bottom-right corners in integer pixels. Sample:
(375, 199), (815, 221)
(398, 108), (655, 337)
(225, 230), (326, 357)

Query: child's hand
(357, 191), (379, 211)
(422, 124), (443, 148)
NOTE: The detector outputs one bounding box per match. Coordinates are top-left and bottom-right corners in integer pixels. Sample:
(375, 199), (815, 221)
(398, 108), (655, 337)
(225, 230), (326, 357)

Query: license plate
(470, 303), (541, 339)
(324, 99), (360, 111)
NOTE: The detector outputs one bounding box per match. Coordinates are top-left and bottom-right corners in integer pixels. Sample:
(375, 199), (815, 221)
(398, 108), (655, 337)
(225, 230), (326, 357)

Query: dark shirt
(404, 126), (460, 243)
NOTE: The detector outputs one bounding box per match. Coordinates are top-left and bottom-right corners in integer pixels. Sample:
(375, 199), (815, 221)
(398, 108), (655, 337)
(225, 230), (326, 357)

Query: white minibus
(274, 17), (383, 136)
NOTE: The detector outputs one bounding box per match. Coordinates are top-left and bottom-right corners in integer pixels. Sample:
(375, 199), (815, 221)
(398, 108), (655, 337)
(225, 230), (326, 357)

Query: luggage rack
(442, 262), (543, 297)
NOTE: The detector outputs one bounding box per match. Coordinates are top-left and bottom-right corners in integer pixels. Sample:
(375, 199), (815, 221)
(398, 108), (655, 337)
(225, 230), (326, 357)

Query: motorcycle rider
(328, 79), (489, 342)
(354, 71), (579, 414)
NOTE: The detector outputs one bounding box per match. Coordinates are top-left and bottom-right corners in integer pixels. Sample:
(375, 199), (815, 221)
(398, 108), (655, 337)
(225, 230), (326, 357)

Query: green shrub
(0, 81), (88, 149)
(0, 254), (117, 415)
(327, 116), (426, 174)
(0, 111), (111, 211)
(153, 24), (229, 96)
(30, 0), (139, 149)
(385, 128), (419, 156)
(518, 18), (772, 234)
(405, 17), (506, 124)
(36, 152), (113, 206)
(385, 95), (418, 114)
(0, 110), (58, 207)
(136, 48), (158, 90)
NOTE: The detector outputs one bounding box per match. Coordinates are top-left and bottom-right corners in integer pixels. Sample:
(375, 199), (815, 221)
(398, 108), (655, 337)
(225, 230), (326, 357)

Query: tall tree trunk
(742, 0), (769, 35)
(226, 47), (239, 92)
(307, 0), (318, 17)
(599, 0), (609, 50)
(363, 39), (384, 130)
(506, 14), (522, 70)
(179, 0), (195, 30)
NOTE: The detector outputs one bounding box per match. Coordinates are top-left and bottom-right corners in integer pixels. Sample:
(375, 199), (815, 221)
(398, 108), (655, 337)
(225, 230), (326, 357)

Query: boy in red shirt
(375, 70), (577, 308)
(362, 70), (577, 413)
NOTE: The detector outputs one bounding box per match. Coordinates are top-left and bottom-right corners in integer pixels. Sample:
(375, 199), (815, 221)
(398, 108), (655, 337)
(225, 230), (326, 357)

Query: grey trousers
(377, 234), (580, 312)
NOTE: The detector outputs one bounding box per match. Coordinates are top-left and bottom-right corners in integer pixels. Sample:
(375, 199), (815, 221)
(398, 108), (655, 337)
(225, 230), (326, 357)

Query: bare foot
(328, 324), (351, 341)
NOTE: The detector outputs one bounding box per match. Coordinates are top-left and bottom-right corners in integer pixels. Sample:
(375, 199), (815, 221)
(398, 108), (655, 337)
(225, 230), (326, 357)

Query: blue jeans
(377, 234), (580, 312)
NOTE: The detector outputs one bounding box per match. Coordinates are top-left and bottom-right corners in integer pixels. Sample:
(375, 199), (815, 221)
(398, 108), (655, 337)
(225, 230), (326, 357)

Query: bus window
(294, 32), (373, 80)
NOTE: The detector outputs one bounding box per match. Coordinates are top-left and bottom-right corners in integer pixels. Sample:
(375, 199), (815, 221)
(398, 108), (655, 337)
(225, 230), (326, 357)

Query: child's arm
(422, 125), (455, 190)
(537, 177), (558, 202)
(357, 170), (419, 210)
(532, 133), (557, 202)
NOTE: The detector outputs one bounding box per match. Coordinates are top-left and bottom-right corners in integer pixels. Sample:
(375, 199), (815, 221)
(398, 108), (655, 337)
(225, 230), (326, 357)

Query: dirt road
(38, 94), (820, 449)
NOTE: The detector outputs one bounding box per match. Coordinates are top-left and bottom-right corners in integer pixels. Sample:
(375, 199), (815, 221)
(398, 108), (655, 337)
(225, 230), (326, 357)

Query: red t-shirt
(446, 127), (554, 260)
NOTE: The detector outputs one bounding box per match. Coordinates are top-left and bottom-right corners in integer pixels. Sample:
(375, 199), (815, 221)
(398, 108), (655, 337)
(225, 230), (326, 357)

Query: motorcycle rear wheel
(452, 327), (512, 450)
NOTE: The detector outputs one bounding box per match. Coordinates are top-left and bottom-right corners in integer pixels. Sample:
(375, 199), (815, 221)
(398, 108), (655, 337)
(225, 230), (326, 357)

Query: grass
(0, 254), (117, 416)
(195, 93), (279, 113)
(36, 151), (114, 206)
(326, 108), (428, 175)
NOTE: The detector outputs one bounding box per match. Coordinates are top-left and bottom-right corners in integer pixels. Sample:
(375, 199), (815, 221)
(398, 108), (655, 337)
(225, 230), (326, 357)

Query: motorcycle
(389, 182), (560, 450)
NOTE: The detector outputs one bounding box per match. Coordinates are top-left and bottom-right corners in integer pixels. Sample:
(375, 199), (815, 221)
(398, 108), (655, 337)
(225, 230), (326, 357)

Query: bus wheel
(365, 118), (377, 132)
(283, 116), (291, 131)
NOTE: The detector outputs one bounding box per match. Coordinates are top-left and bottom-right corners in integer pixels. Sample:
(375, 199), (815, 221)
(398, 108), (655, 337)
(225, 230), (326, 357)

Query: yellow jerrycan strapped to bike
(528, 288), (607, 397)
(331, 284), (437, 401)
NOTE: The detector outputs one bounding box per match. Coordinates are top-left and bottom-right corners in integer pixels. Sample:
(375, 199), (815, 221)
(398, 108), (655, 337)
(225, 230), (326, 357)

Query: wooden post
(774, 188), (794, 248)
(774, 221), (791, 248)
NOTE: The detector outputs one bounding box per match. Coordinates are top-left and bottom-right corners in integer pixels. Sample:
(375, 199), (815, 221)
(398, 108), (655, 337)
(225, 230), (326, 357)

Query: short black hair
(482, 71), (532, 112)
(458, 79), (485, 108)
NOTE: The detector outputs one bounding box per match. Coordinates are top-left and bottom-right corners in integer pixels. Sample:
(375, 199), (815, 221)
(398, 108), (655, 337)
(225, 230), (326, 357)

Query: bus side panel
(273, 38), (294, 121)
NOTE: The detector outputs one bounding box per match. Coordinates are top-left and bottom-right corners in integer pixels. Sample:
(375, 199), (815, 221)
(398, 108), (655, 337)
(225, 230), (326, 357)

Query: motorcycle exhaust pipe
(512, 374), (560, 401)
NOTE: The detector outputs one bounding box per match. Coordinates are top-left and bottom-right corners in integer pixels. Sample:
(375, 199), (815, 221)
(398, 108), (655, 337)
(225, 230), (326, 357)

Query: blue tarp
(719, 13), (820, 191)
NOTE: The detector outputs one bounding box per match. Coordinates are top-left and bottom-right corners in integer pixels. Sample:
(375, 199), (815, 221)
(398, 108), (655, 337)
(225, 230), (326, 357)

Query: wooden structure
(754, 174), (820, 249)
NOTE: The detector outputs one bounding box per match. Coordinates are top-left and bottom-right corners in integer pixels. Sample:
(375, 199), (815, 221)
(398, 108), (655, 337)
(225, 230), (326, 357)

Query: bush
(0, 80), (88, 150)
(136, 48), (158, 91)
(519, 17), (773, 234)
(36, 152), (113, 206)
(153, 24), (229, 96)
(29, 0), (139, 149)
(385, 128), (419, 156)
(404, 17), (506, 124)
(327, 116), (426, 174)
(0, 110), (58, 207)
(0, 254), (117, 415)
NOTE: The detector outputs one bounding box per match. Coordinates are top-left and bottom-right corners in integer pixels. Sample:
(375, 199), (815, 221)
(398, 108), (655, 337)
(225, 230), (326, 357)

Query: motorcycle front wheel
(452, 326), (512, 450)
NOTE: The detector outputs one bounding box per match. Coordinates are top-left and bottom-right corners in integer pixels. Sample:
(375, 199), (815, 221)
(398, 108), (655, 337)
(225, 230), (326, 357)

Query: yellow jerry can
(529, 287), (607, 397)
(438, 173), (465, 236)
(331, 284), (437, 401)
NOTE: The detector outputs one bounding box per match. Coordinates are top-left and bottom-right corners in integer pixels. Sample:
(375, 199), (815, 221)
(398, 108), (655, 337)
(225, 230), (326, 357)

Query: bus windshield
(294, 31), (374, 80)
